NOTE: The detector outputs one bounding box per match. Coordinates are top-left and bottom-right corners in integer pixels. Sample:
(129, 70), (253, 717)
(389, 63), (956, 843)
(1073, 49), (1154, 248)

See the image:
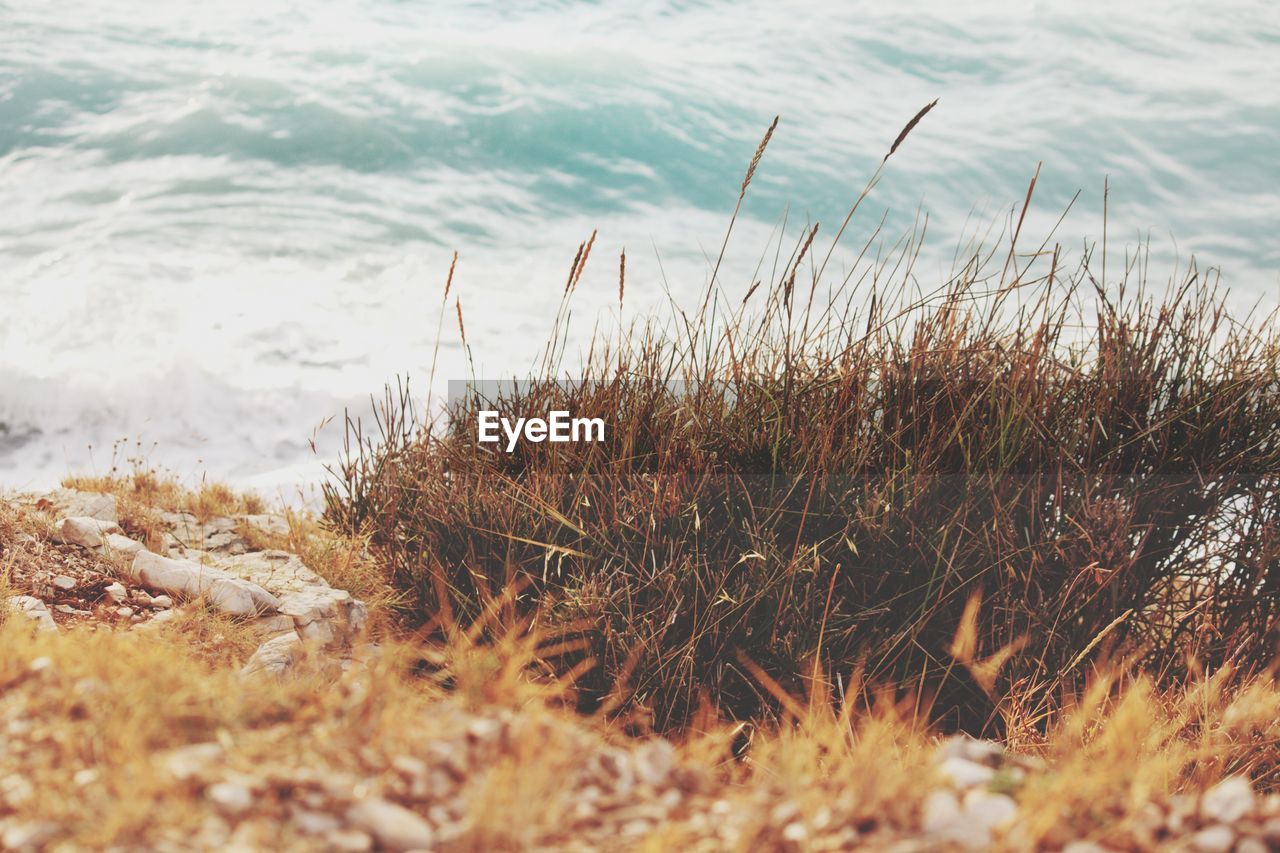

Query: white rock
(937, 735), (1004, 767)
(7, 596), (57, 632)
(922, 788), (989, 848)
(243, 513), (289, 537)
(0, 774), (35, 805)
(56, 516), (120, 548)
(292, 809), (342, 836)
(250, 614), (297, 635)
(216, 551), (367, 650)
(133, 609), (177, 631)
(104, 582), (128, 604)
(781, 822), (806, 842)
(204, 577), (277, 616)
(150, 594), (173, 608)
(1, 820), (59, 850)
(240, 633), (304, 678)
(963, 790), (1018, 830)
(131, 552), (279, 616)
(40, 489), (117, 523)
(329, 829), (374, 852)
(1191, 824), (1236, 853)
(160, 512), (248, 554)
(633, 740), (675, 787)
(1201, 776), (1255, 824)
(346, 798), (435, 851)
(207, 781), (253, 815)
(1062, 843), (1112, 853)
(163, 742), (223, 781)
(52, 575), (76, 591)
(101, 533), (146, 558)
(921, 790), (963, 834)
(391, 756), (428, 779)
(938, 756), (995, 788)
(1236, 837), (1269, 853)
(130, 551), (201, 591)
(29, 656), (54, 674)
(116, 606), (134, 618)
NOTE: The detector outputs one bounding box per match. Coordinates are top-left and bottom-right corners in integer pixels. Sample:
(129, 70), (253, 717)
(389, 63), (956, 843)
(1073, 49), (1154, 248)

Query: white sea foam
(2, 0), (1277, 491)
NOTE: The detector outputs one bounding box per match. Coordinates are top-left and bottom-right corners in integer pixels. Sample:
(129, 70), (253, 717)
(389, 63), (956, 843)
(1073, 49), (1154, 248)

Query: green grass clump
(324, 118), (1280, 734)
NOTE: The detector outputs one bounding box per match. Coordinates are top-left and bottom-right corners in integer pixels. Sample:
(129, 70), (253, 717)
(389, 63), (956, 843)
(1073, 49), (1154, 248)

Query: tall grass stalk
(324, 118), (1280, 734)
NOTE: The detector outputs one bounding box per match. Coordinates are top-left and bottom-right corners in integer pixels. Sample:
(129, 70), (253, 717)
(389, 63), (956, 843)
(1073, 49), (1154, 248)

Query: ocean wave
(1, 0), (1277, 489)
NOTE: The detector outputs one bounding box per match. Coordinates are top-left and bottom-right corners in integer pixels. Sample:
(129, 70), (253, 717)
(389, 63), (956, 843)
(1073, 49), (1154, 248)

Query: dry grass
(0, 619), (347, 847)
(64, 453), (265, 550)
(327, 189), (1280, 734)
(1, 604), (1278, 850)
(6, 108), (1279, 847)
(4, 486), (1279, 847)
(1009, 669), (1280, 847)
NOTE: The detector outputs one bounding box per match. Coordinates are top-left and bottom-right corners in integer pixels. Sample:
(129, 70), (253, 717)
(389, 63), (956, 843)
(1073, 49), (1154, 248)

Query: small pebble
(28, 657), (54, 675)
(1201, 776), (1255, 824)
(921, 790), (962, 834)
(963, 790), (1018, 830)
(937, 735), (1004, 767)
(328, 829), (373, 852)
(207, 781), (253, 815)
(1191, 824), (1235, 853)
(1, 821), (59, 850)
(292, 810), (341, 836)
(346, 798), (434, 851)
(938, 756), (996, 788)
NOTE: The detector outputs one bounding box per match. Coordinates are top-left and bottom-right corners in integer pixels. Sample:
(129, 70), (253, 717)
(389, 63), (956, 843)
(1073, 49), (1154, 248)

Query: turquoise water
(2, 0), (1278, 491)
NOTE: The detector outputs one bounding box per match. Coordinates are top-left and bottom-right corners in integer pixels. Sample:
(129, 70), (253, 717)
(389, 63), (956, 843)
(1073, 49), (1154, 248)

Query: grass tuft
(323, 117), (1280, 735)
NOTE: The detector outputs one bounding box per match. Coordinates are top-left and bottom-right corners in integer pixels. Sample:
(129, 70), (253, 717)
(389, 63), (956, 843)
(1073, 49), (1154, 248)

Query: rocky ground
(3, 488), (369, 678)
(3, 488), (1279, 851)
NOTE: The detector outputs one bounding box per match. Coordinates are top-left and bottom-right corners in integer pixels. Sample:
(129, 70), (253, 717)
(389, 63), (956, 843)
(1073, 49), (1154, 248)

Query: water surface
(2, 0), (1277, 493)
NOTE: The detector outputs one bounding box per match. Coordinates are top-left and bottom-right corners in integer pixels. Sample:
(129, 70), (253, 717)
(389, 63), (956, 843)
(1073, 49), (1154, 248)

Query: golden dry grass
(2, 607), (1278, 850)
(63, 470), (263, 520)
(63, 466), (264, 552)
(4, 481), (1277, 850)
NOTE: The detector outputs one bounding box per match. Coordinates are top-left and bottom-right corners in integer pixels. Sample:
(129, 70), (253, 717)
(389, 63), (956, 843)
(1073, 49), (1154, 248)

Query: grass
(63, 449), (266, 550)
(323, 114), (1280, 735)
(4, 108), (1278, 847)
(1, 601), (1278, 849)
(4, 475), (1280, 848)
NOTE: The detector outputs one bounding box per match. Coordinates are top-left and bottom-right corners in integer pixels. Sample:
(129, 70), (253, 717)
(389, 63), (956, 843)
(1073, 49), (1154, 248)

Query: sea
(2, 0), (1278, 499)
